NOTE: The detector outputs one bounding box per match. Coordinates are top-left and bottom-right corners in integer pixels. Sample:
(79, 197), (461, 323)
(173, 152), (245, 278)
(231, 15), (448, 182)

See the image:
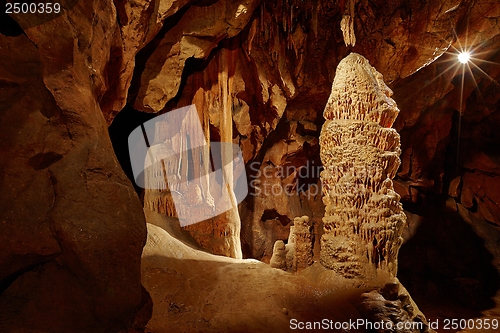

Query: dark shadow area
(108, 105), (156, 196)
(0, 8), (23, 37)
(261, 209), (291, 227)
(398, 198), (500, 317)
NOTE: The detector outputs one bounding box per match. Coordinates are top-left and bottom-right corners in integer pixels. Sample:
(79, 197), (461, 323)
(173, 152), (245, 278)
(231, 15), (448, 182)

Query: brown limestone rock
(292, 216), (314, 271)
(461, 172), (500, 226)
(0, 2), (147, 332)
(270, 240), (288, 270)
(132, 0), (259, 112)
(102, 0), (192, 123)
(141, 79), (244, 259)
(319, 53), (405, 278)
(357, 281), (434, 333)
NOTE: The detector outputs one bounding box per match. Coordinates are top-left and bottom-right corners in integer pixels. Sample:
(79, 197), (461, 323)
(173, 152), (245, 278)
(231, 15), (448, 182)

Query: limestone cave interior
(1, 0), (500, 332)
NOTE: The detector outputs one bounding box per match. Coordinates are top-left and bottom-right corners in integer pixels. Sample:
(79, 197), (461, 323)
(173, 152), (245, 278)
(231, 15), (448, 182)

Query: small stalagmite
(292, 216), (314, 271)
(270, 216), (313, 272)
(319, 53), (405, 278)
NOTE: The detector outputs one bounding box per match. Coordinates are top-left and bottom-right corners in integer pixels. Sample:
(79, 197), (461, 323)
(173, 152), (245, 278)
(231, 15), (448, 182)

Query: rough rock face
(319, 53), (405, 278)
(131, 0), (259, 113)
(389, 1), (500, 311)
(142, 103), (244, 258)
(102, 0), (192, 122)
(357, 281), (433, 333)
(0, 2), (147, 331)
(240, 119), (323, 262)
(293, 216), (315, 271)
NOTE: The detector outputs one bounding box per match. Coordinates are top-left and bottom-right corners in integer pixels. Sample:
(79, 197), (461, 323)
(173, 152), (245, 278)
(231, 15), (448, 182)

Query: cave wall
(0, 1), (150, 332)
(391, 7), (500, 310)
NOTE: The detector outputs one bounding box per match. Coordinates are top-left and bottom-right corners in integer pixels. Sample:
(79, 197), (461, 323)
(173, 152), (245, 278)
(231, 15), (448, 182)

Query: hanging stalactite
(340, 0), (356, 47)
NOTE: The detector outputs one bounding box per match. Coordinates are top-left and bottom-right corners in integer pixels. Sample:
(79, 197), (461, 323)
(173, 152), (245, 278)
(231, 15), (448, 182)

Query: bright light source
(458, 52), (470, 64)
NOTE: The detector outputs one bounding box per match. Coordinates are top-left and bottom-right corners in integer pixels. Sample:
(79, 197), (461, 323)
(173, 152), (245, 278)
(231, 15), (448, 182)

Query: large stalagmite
(319, 53), (405, 278)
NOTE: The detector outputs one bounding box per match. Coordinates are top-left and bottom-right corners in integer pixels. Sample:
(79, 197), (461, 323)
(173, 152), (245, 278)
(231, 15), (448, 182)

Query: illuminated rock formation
(270, 216), (313, 272)
(270, 240), (288, 270)
(292, 216), (314, 271)
(340, 0), (356, 47)
(142, 103), (244, 259)
(142, 107), (215, 224)
(319, 53), (405, 278)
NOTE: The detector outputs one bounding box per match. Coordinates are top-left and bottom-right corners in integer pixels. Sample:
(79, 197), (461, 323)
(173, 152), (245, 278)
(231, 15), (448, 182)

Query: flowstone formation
(142, 107), (216, 225)
(319, 53), (406, 278)
(142, 104), (243, 259)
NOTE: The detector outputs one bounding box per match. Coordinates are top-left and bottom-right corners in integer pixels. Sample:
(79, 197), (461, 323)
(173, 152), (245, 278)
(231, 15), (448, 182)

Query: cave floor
(143, 211), (396, 333)
(142, 210), (500, 333)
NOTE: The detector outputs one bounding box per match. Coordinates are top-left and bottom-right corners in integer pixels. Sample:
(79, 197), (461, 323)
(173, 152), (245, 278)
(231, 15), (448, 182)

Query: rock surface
(319, 53), (405, 278)
(131, 0), (259, 113)
(143, 211), (425, 332)
(357, 281), (433, 333)
(0, 2), (147, 332)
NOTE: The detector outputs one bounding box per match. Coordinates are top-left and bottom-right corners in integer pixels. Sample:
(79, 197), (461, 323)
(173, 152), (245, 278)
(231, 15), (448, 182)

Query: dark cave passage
(399, 199), (500, 316)
(108, 106), (157, 196)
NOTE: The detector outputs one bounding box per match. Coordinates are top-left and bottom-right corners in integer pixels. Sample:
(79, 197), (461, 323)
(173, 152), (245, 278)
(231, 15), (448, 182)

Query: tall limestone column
(319, 53), (405, 278)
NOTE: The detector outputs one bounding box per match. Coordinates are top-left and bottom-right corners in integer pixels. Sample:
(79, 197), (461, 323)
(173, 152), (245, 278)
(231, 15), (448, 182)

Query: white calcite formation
(319, 53), (405, 278)
(340, 0), (356, 47)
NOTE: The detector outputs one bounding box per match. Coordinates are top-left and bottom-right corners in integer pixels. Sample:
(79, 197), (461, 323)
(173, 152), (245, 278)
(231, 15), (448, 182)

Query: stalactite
(319, 53), (405, 278)
(341, 0), (356, 47)
(216, 47), (243, 259)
